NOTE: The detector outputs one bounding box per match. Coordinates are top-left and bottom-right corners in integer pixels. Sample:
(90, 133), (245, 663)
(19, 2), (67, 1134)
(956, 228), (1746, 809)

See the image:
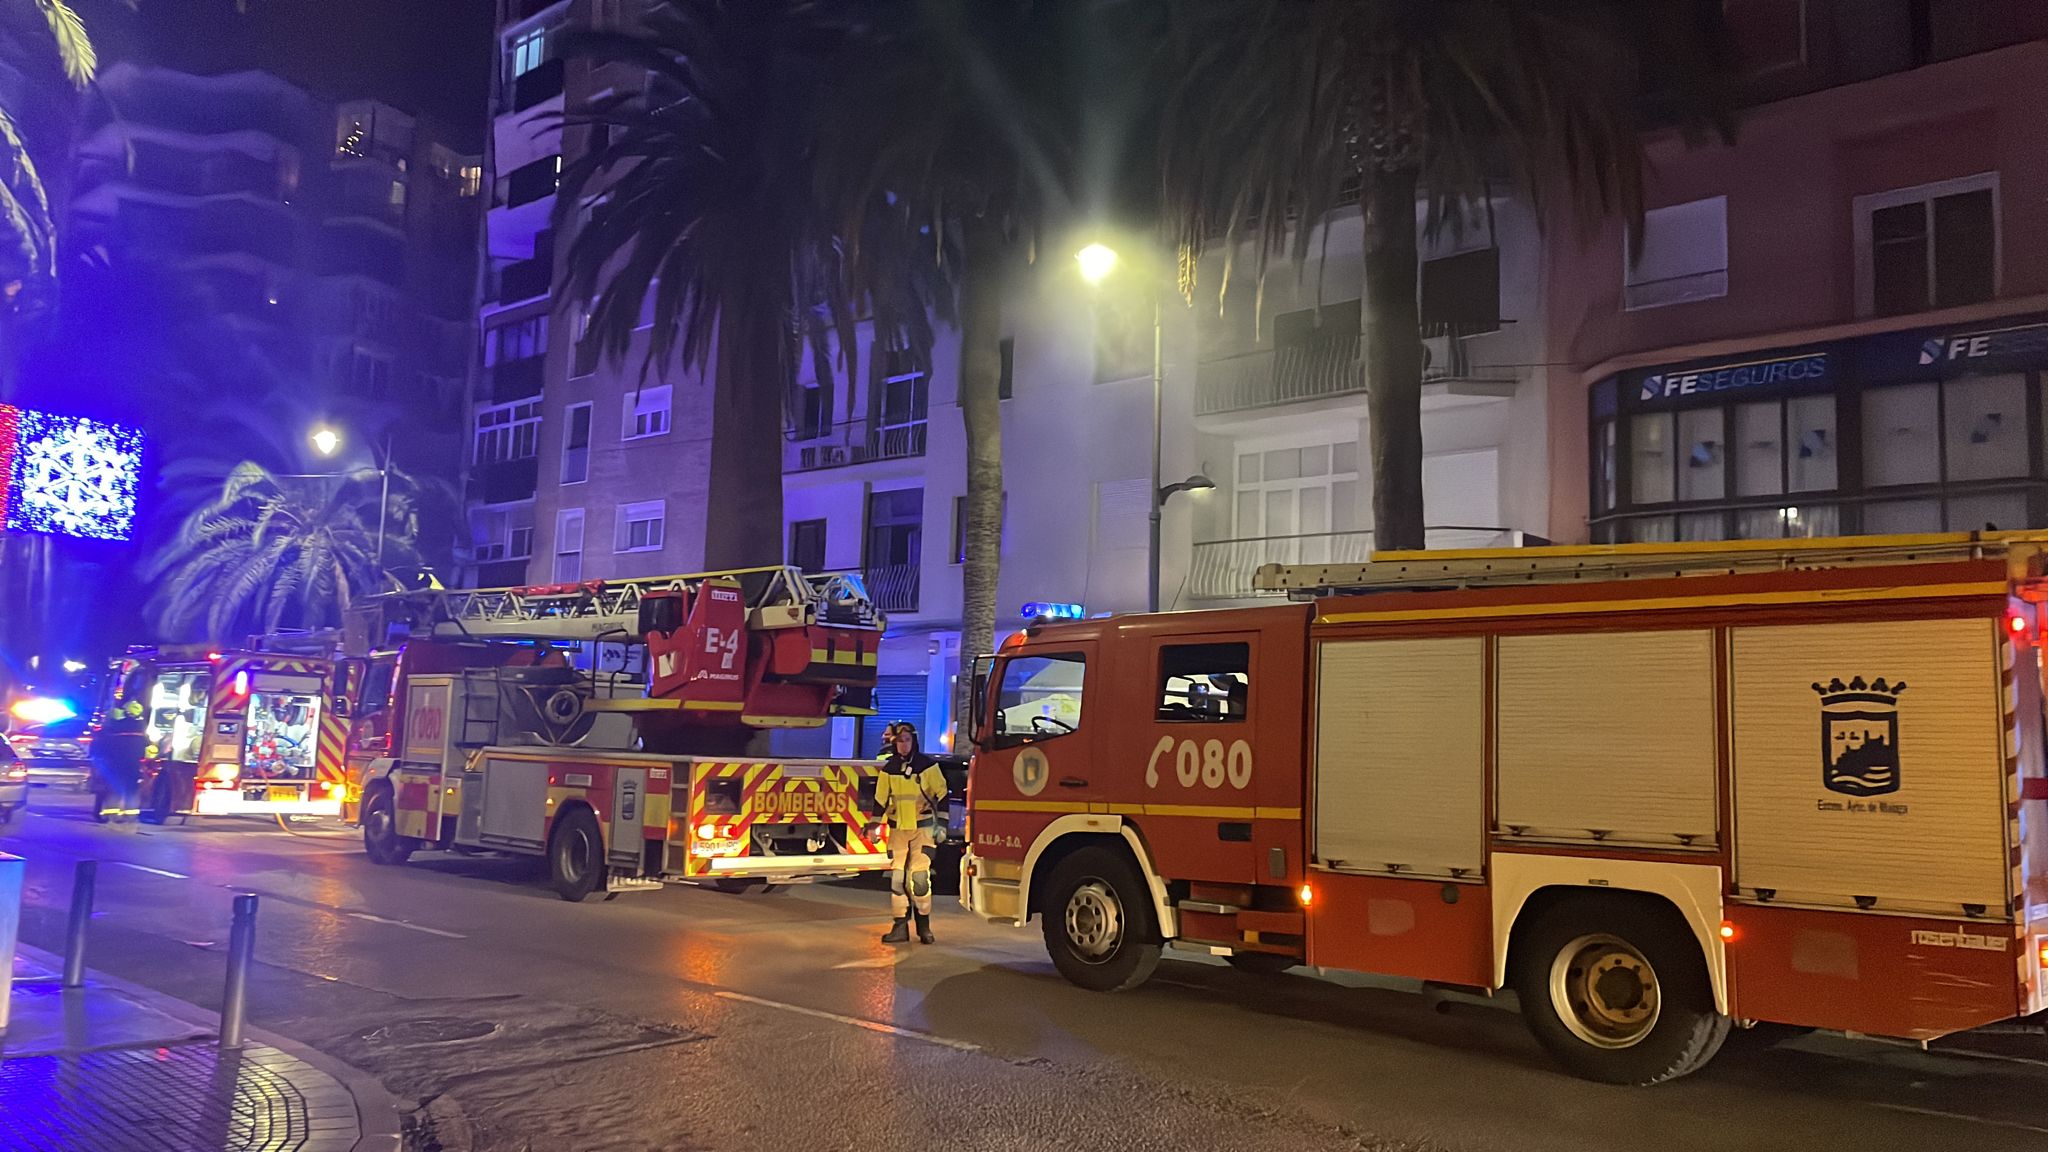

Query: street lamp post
(1077, 243), (1215, 613)
(310, 425), (395, 575)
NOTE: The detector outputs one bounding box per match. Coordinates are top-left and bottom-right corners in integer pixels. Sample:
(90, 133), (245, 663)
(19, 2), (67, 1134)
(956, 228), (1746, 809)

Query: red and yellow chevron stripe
(681, 760), (885, 876)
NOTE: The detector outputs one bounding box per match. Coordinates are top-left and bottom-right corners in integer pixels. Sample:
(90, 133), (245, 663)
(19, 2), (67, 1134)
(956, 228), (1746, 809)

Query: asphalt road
(6, 788), (2048, 1152)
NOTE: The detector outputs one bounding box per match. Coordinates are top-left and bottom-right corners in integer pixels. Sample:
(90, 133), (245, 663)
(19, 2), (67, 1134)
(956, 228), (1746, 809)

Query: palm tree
(143, 462), (425, 642)
(822, 0), (1154, 728)
(557, 1), (934, 571)
(1159, 0), (1733, 549)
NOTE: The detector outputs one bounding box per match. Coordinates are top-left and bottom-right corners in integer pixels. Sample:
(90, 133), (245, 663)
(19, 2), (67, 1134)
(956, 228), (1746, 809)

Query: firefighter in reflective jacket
(875, 724), (947, 944)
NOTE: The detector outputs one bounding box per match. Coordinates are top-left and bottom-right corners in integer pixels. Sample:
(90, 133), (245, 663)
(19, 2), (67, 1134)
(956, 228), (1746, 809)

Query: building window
(866, 488), (923, 569)
(553, 508), (584, 583)
(510, 26), (547, 78)
(872, 349), (928, 458)
(998, 337), (1015, 400)
(473, 505), (535, 562)
(951, 493), (1008, 564)
(1861, 374), (2030, 531)
(1722, 0), (1806, 74)
(1233, 437), (1362, 559)
(475, 398), (541, 464)
(623, 384), (671, 440)
(560, 402), (591, 485)
(614, 500), (665, 553)
(1624, 196), (1729, 310)
(789, 518), (827, 573)
(572, 307), (600, 376)
(484, 314), (547, 365)
(1856, 175), (1997, 318)
(794, 381), (832, 441)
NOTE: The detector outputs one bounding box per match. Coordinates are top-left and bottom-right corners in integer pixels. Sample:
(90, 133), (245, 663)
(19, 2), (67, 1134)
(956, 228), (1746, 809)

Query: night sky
(86, 0), (497, 149)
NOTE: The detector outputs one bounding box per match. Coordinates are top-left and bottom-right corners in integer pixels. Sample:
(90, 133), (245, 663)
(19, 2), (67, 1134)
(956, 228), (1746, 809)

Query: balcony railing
(511, 57), (566, 113)
(1195, 334), (1363, 416)
(865, 563), (920, 613)
(499, 155), (560, 209)
(472, 456), (540, 504)
(485, 356), (545, 404)
(496, 255), (550, 303)
(1188, 527), (1526, 600)
(784, 418), (928, 472)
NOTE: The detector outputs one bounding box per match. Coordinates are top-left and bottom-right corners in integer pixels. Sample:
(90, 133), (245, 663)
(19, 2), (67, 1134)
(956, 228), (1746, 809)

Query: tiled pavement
(0, 1039), (361, 1152)
(3, 951), (379, 1152)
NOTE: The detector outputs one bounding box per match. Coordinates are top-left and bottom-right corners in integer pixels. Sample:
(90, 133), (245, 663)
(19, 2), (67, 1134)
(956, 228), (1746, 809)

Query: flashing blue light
(1022, 601), (1085, 621)
(9, 696), (77, 725)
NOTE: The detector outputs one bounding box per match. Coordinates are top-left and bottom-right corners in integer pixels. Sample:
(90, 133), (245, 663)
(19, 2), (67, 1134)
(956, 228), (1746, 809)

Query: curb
(15, 941), (410, 1152)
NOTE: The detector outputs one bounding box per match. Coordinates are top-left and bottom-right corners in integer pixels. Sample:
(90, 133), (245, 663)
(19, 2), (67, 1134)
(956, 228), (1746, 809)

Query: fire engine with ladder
(960, 533), (2048, 1084)
(342, 566), (896, 900)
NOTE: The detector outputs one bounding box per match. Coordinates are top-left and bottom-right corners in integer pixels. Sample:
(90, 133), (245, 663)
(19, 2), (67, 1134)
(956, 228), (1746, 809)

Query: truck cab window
(1157, 642), (1250, 722)
(993, 652), (1086, 748)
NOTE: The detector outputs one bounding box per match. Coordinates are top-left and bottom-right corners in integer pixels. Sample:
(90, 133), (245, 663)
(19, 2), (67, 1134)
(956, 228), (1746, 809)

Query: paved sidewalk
(2, 946), (400, 1152)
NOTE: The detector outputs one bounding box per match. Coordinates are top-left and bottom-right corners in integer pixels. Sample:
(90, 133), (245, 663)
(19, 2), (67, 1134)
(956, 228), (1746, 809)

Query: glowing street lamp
(1075, 242), (1119, 285)
(1078, 237), (1183, 612)
(306, 424), (393, 573)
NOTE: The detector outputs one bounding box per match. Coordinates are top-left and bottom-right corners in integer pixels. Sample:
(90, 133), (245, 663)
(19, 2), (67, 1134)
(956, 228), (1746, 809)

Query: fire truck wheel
(361, 787), (415, 866)
(549, 807), (606, 902)
(1040, 846), (1163, 993)
(1513, 895), (1730, 1085)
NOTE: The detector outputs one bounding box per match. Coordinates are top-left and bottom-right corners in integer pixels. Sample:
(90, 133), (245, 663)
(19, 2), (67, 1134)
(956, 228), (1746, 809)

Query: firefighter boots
(881, 917), (910, 943)
(914, 911), (935, 944)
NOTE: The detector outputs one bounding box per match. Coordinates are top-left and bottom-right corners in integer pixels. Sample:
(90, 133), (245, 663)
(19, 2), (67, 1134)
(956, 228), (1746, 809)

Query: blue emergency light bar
(1022, 601), (1085, 621)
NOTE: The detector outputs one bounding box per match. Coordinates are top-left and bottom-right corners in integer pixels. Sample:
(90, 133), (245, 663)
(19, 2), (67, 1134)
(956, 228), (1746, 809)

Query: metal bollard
(62, 859), (96, 988)
(219, 893), (258, 1049)
(0, 853), (23, 1037)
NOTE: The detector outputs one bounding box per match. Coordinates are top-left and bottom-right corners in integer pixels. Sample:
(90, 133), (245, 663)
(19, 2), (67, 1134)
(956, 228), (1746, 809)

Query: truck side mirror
(969, 655), (995, 750)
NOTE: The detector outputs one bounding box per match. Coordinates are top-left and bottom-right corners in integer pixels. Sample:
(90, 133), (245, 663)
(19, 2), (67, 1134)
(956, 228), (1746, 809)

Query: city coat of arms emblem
(1812, 677), (1906, 797)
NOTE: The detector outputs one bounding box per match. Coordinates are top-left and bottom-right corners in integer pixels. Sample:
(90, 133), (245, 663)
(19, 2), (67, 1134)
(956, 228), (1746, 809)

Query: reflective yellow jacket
(874, 755), (948, 832)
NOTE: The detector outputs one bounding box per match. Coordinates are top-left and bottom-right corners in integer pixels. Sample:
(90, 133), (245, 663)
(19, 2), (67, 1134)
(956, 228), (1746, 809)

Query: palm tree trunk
(702, 277), (788, 570)
(952, 217), (1007, 744)
(1361, 165), (1426, 551)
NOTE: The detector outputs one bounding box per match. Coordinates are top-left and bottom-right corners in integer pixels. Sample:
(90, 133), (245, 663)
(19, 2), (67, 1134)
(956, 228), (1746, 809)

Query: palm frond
(31, 0), (97, 88)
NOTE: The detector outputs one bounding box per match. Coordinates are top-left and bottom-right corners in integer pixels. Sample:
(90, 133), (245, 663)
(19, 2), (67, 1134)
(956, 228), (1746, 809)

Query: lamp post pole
(374, 433), (392, 576)
(1147, 292), (1164, 614)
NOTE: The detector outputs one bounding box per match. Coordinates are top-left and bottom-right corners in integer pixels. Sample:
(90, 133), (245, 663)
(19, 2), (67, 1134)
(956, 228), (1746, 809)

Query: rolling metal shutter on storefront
(872, 674), (929, 733)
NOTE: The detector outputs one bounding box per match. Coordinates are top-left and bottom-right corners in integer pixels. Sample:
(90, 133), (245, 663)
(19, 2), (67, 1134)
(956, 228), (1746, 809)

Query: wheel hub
(1064, 880), (1124, 961)
(1550, 933), (1661, 1049)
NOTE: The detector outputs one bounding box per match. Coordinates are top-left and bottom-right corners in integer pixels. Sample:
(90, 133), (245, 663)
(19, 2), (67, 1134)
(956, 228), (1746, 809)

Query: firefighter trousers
(888, 827), (936, 917)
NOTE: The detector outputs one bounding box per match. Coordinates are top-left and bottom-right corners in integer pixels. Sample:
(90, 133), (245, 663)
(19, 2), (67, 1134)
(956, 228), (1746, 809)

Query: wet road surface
(6, 789), (2048, 1152)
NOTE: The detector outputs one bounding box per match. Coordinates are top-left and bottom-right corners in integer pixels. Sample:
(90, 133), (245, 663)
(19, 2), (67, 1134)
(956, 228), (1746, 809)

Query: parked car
(7, 717), (94, 789)
(0, 740), (27, 823)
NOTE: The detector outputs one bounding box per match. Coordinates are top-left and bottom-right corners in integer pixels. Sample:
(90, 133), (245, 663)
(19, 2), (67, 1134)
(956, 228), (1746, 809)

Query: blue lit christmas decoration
(1, 406), (144, 541)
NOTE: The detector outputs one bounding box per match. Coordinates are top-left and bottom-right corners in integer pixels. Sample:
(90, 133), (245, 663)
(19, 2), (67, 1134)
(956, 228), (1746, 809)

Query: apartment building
(68, 66), (479, 491)
(471, 0), (1554, 747)
(472, 0), (711, 589)
(1547, 0), (2048, 544)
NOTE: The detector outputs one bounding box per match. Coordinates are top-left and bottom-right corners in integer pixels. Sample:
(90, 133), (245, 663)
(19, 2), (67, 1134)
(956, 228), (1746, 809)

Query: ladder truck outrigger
(341, 566), (896, 900)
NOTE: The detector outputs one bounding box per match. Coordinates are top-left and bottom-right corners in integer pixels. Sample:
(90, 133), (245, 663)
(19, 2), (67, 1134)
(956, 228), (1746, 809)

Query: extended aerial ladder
(344, 566), (885, 749)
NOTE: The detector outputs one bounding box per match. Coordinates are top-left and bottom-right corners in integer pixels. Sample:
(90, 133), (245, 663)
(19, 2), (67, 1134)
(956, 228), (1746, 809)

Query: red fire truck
(110, 646), (349, 820)
(960, 533), (2048, 1084)
(343, 566), (895, 900)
